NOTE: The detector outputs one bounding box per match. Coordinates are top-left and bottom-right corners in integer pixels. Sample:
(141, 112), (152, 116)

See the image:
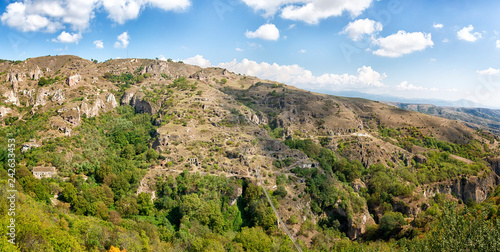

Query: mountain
(327, 90), (487, 108)
(384, 102), (500, 136)
(0, 56), (499, 251)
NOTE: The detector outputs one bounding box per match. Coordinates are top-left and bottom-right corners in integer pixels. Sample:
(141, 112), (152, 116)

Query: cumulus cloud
(103, 0), (190, 24)
(235, 48), (244, 52)
(94, 40), (104, 49)
(341, 18), (382, 41)
(496, 40), (500, 48)
(280, 0), (373, 24)
(217, 58), (385, 89)
(477, 67), (500, 75)
(0, 0), (190, 32)
(0, 2), (63, 32)
(184, 55), (212, 68)
(114, 32), (130, 49)
(457, 25), (481, 42)
(372, 31), (434, 57)
(241, 0), (372, 24)
(396, 81), (426, 91)
(52, 31), (82, 43)
(299, 49), (306, 53)
(433, 23), (443, 29)
(245, 24), (280, 41)
(241, 0), (293, 17)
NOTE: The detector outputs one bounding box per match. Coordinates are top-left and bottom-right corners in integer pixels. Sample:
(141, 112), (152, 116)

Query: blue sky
(2, 0), (500, 107)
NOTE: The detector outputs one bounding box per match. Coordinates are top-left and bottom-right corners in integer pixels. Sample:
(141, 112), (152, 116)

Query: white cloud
(442, 38), (449, 43)
(1, 0), (190, 32)
(299, 49), (306, 53)
(341, 18), (382, 41)
(288, 24), (296, 29)
(0, 0), (97, 32)
(114, 32), (130, 49)
(0, 2), (62, 32)
(147, 0), (191, 11)
(241, 0), (300, 17)
(396, 81), (426, 91)
(433, 23), (443, 29)
(477, 67), (500, 75)
(52, 31), (82, 43)
(94, 40), (104, 49)
(372, 31), (434, 57)
(241, 0), (373, 24)
(446, 88), (458, 92)
(217, 59), (385, 89)
(280, 0), (373, 24)
(245, 24), (280, 41)
(184, 55), (212, 68)
(457, 25), (481, 42)
(496, 40), (500, 48)
(102, 0), (190, 24)
(102, 0), (141, 24)
(235, 48), (244, 52)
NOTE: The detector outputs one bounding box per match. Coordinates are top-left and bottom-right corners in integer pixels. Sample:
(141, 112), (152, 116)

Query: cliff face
(423, 172), (500, 203)
(490, 157), (500, 177)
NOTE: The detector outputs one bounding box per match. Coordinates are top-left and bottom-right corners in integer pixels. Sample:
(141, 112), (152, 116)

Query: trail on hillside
(257, 167), (303, 252)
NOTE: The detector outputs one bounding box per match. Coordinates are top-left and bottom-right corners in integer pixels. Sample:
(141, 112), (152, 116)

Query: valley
(0, 56), (499, 251)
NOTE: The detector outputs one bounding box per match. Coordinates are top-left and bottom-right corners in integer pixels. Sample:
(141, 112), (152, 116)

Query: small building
(32, 166), (56, 179)
(21, 139), (40, 153)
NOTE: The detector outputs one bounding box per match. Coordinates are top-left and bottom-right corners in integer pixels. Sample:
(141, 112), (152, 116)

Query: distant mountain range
(321, 91), (500, 135)
(382, 102), (500, 136)
(326, 90), (494, 109)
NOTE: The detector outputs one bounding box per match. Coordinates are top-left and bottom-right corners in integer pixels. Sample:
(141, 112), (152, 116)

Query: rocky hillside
(1, 55), (500, 250)
(384, 101), (500, 136)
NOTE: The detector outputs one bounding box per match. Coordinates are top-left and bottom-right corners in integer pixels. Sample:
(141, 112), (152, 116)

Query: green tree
(60, 183), (77, 204)
(235, 226), (272, 252)
(379, 211), (406, 238)
(137, 192), (154, 216)
(145, 148), (159, 161)
(121, 144), (135, 159)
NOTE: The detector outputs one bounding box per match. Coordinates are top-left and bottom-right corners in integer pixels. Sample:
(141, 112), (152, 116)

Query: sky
(1, 0), (500, 108)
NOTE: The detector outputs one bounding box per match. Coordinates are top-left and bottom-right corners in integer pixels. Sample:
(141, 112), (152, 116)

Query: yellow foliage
(107, 245), (126, 252)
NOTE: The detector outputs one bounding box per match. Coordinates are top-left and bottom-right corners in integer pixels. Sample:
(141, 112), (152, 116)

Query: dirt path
(257, 166), (302, 252)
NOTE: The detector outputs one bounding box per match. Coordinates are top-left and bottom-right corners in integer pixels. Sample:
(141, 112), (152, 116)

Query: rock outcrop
(0, 106), (12, 117)
(348, 208), (376, 240)
(106, 93), (118, 108)
(423, 171), (500, 203)
(29, 65), (42, 80)
(51, 89), (65, 105)
(66, 74), (82, 87)
(4, 90), (19, 106)
(121, 91), (134, 105)
(81, 98), (105, 118)
(34, 87), (50, 107)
